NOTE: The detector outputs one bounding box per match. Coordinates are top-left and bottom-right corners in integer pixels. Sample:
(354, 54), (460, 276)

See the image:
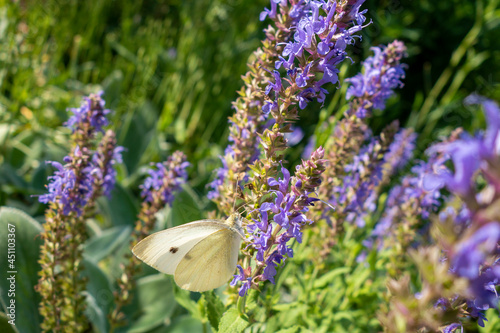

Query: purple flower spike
(141, 152), (189, 206)
(39, 161), (90, 217)
(241, 156), (324, 295)
(384, 128), (417, 172)
(66, 91), (111, 134)
(39, 94), (122, 217)
(346, 40), (407, 118)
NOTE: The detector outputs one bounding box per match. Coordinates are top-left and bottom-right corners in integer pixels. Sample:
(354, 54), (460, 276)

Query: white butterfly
(132, 213), (244, 292)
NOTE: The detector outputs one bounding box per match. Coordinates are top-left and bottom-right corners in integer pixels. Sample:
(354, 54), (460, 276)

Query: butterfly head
(226, 212), (245, 238)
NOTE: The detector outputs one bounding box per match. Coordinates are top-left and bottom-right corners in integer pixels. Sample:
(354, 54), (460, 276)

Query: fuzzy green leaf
(0, 207), (42, 333)
(218, 308), (249, 333)
(97, 184), (137, 227)
(128, 274), (177, 333)
(204, 290), (225, 331)
(173, 284), (202, 321)
(84, 225), (132, 263)
(0, 312), (18, 333)
(82, 259), (113, 333)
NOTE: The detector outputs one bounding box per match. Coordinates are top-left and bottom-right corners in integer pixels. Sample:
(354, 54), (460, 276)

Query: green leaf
(173, 284), (201, 320)
(84, 225), (132, 263)
(128, 274), (177, 333)
(204, 290), (225, 331)
(218, 308), (249, 333)
(97, 183), (137, 227)
(244, 289), (260, 312)
(166, 185), (204, 228)
(82, 259), (114, 333)
(101, 70), (124, 108)
(31, 163), (49, 191)
(275, 326), (301, 333)
(118, 103), (158, 174)
(313, 267), (350, 289)
(0, 312), (18, 333)
(0, 164), (28, 190)
(167, 317), (205, 333)
(83, 292), (108, 333)
(149, 315), (204, 333)
(0, 207), (42, 333)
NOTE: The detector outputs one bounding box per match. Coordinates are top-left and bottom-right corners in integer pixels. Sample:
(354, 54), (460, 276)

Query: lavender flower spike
(66, 91), (111, 134)
(234, 147), (326, 296)
(383, 128), (417, 173)
(346, 40), (407, 118)
(141, 151), (190, 205)
(37, 92), (121, 332)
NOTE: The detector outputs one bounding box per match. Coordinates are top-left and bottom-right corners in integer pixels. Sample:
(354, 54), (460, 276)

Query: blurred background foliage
(1, 0), (499, 210)
(0, 0), (499, 331)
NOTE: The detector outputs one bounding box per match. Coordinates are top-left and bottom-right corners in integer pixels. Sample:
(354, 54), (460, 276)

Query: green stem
(237, 294), (247, 315)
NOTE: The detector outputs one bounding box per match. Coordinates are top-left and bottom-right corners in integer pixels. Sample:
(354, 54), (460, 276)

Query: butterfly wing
(132, 220), (225, 275)
(174, 227), (241, 292)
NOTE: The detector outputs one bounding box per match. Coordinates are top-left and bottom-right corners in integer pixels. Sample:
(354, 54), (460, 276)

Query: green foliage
(0, 207), (43, 333)
(127, 275), (177, 333)
(84, 226), (132, 263)
(203, 291), (225, 331)
(82, 259), (114, 333)
(219, 308), (249, 333)
(0, 312), (19, 333)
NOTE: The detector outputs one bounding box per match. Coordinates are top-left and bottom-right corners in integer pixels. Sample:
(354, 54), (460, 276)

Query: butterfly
(132, 213), (244, 292)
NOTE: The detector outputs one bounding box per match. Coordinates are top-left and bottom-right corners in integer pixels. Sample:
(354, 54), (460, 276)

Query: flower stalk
(109, 151), (189, 330)
(36, 93), (122, 332)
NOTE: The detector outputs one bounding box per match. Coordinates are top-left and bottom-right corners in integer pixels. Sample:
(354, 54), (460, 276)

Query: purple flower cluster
(232, 147), (326, 296)
(39, 154), (93, 216)
(246, 165), (312, 283)
(446, 223), (500, 327)
(230, 265), (253, 297)
(328, 124), (413, 230)
(345, 40), (407, 118)
(383, 128), (417, 172)
(430, 96), (500, 199)
(443, 323), (463, 333)
(141, 152), (190, 205)
(39, 94), (123, 216)
(438, 203), (471, 227)
(92, 144), (125, 197)
(424, 96), (500, 328)
(40, 145), (124, 215)
(362, 150), (447, 252)
(262, 0), (370, 110)
(331, 136), (384, 227)
(207, 157), (229, 200)
(208, 127), (261, 200)
(66, 91), (110, 133)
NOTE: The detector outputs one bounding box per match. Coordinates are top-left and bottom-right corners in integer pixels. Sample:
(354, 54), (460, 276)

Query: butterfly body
(132, 213), (243, 292)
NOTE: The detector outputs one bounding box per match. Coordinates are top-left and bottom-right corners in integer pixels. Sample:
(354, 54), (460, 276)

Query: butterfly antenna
(318, 199), (336, 211)
(232, 173), (243, 214)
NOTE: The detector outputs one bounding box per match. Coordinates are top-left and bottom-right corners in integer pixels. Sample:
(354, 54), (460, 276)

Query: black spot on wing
(169, 247), (179, 254)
